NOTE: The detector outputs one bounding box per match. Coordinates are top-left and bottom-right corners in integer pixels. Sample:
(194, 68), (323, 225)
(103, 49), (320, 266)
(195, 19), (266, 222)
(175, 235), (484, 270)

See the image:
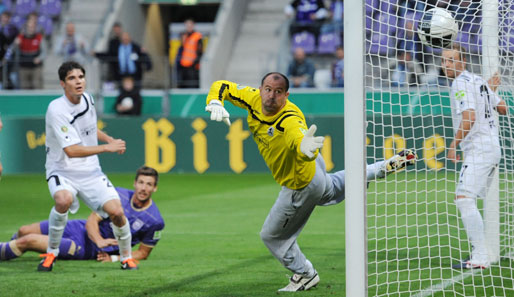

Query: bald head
(261, 72), (289, 92)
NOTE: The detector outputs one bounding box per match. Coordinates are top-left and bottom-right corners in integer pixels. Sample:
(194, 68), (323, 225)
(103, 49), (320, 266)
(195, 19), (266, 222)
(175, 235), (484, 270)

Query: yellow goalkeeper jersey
(206, 80), (317, 189)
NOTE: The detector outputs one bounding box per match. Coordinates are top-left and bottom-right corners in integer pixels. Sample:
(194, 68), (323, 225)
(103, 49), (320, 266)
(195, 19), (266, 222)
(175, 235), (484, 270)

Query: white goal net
(362, 0), (514, 296)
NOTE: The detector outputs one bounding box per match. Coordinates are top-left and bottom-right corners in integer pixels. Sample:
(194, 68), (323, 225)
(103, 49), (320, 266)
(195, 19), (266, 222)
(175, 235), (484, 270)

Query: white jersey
(450, 70), (502, 156)
(45, 92), (101, 178)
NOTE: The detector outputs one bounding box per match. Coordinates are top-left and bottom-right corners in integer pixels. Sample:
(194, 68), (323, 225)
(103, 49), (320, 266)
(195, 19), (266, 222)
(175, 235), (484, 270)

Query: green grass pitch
(0, 172), (513, 296)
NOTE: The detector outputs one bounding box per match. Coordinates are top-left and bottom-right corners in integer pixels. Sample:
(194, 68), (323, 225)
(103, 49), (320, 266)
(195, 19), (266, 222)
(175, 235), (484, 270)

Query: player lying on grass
(0, 166), (164, 263)
(205, 72), (417, 291)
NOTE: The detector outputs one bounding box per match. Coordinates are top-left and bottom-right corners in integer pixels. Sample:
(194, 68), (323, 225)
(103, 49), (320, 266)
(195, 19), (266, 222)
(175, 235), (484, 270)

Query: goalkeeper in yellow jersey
(205, 72), (417, 292)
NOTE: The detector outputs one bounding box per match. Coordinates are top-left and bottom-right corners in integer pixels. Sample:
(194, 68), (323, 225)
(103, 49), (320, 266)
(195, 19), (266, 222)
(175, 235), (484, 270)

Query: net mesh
(364, 1), (514, 296)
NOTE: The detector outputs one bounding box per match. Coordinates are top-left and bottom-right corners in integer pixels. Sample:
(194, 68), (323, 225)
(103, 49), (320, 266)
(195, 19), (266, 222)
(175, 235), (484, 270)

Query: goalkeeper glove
(205, 99), (231, 126)
(300, 124), (324, 159)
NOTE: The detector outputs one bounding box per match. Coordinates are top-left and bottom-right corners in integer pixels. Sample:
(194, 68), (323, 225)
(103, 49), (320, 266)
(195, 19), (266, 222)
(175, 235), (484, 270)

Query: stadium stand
(282, 0), (495, 89)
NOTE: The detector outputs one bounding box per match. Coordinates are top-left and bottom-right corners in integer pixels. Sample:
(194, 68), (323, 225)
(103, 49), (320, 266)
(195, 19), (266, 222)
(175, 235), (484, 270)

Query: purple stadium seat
(3, 0), (14, 12)
(10, 14), (26, 30)
(373, 13), (397, 36)
(317, 32), (341, 54)
(37, 15), (53, 36)
(500, 14), (514, 53)
(367, 32), (396, 56)
(380, 0), (397, 14)
(14, 0), (37, 17)
(366, 14), (373, 36)
(455, 31), (478, 53)
(39, 0), (62, 18)
(366, 0), (379, 16)
(291, 32), (315, 54)
(456, 31), (470, 45)
(401, 11), (421, 29)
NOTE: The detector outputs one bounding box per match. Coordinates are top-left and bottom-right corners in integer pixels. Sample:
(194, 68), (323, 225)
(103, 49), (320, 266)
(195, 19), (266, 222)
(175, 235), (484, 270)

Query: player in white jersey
(40, 61), (138, 271)
(442, 44), (507, 269)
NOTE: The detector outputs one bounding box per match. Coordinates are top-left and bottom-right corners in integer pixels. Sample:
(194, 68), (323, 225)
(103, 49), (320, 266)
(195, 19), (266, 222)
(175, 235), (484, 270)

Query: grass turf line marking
(411, 269), (482, 297)
(412, 251), (514, 297)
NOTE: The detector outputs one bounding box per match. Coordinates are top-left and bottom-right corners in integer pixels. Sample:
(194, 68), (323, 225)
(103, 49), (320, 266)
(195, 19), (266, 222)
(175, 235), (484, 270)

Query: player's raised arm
(205, 80), (261, 126)
(205, 80), (236, 126)
(496, 100), (508, 115)
(486, 72), (508, 115)
(281, 115), (324, 161)
(298, 124), (324, 160)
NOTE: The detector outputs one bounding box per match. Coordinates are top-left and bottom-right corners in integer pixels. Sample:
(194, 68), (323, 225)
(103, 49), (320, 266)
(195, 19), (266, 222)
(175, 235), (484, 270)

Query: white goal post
(345, 0), (514, 296)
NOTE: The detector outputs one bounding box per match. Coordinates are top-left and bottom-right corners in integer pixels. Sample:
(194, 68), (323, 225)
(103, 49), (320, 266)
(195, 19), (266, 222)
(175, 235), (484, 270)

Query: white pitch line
(411, 269), (481, 297)
(413, 251), (514, 297)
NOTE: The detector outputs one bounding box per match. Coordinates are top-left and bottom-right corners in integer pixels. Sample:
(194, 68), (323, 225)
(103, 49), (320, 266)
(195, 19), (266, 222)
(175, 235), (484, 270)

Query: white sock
(47, 207), (68, 256)
(455, 198), (488, 259)
(111, 221), (132, 262)
(367, 161), (385, 180)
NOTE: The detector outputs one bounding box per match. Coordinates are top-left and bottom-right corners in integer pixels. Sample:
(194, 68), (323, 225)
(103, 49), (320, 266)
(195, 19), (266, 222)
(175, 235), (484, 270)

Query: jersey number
(479, 84), (495, 128)
(479, 85), (492, 119)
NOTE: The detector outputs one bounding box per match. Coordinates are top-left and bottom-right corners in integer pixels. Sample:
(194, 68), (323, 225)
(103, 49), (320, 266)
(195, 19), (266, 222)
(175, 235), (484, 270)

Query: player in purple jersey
(0, 166), (164, 263)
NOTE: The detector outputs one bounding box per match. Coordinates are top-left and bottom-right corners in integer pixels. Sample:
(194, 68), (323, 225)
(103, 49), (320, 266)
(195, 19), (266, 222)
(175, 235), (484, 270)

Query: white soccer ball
(120, 97), (133, 109)
(417, 7), (458, 48)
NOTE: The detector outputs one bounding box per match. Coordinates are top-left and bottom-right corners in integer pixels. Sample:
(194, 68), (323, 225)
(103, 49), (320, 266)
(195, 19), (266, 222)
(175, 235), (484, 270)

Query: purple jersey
(40, 187), (164, 259)
(40, 220), (98, 260)
(97, 187), (165, 254)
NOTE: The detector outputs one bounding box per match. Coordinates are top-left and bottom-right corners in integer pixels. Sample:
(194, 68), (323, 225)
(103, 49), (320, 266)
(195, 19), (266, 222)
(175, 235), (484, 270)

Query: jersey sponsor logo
(80, 124), (96, 137)
(153, 230), (162, 240)
(132, 219), (144, 231)
(255, 135), (269, 149)
(455, 91), (465, 100)
(61, 126), (68, 133)
(267, 126), (274, 137)
(67, 241), (77, 256)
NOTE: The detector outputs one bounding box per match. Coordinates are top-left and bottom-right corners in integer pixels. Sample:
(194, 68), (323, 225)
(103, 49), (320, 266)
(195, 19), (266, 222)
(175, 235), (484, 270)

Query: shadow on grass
(122, 255), (272, 297)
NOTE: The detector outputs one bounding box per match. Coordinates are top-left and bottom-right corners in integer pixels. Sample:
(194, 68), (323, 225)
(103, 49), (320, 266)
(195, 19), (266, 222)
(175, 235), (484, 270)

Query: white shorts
(456, 158), (498, 199)
(47, 172), (120, 218)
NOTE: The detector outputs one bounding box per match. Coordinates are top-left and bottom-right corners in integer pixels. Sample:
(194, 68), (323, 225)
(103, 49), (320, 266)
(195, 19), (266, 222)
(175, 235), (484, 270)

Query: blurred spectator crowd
(0, 0), (152, 99)
(0, 0), (62, 89)
(283, 0), (502, 89)
(1, 1), (513, 91)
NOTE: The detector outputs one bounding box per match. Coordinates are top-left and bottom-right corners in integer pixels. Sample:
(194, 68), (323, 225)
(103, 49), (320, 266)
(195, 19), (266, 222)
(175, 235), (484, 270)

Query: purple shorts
(40, 220), (97, 260)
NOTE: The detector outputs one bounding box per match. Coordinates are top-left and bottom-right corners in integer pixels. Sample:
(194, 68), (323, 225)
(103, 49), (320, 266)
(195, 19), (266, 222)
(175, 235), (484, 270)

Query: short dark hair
(261, 72), (289, 92)
(58, 61), (86, 82)
(135, 166), (159, 186)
